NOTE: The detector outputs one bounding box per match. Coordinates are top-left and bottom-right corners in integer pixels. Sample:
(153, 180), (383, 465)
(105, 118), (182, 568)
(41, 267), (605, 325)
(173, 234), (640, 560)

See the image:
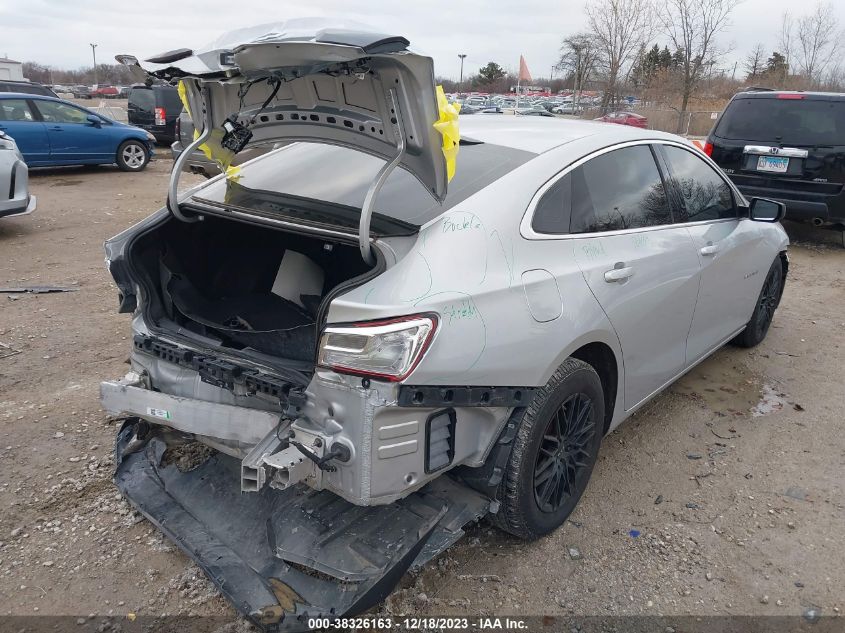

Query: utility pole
(458, 54), (467, 92)
(90, 43), (98, 87)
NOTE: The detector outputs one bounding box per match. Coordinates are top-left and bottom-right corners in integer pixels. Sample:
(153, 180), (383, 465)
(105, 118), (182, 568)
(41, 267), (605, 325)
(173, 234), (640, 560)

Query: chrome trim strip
(520, 139), (747, 241)
(743, 145), (809, 158)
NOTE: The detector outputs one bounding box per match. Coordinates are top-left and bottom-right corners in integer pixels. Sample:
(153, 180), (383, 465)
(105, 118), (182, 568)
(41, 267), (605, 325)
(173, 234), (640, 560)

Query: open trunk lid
(119, 19), (449, 243)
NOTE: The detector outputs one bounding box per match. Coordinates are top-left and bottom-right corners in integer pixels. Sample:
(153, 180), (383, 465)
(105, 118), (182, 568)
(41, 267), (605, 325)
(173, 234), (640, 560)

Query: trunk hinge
(167, 83), (214, 223)
(358, 87), (406, 265)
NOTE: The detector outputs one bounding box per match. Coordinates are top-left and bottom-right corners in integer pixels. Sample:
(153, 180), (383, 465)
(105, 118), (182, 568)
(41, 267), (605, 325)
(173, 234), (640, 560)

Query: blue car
(0, 93), (155, 171)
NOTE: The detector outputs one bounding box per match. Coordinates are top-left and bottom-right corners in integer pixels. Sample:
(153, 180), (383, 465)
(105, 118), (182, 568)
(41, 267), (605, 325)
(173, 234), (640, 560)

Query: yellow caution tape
(433, 85), (460, 182)
(177, 80), (238, 179)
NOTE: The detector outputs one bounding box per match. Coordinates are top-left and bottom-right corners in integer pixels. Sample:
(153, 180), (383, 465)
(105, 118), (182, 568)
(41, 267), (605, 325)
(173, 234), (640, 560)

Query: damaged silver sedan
(102, 19), (790, 630)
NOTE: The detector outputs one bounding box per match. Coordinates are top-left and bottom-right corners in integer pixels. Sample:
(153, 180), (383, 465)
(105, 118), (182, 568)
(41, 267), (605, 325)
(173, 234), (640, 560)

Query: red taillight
(704, 142), (714, 157)
(777, 93), (805, 100)
(318, 314), (438, 382)
(154, 107), (166, 126)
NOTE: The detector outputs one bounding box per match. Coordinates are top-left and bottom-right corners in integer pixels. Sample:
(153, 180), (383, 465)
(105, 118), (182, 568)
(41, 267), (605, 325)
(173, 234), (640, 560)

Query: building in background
(0, 57), (25, 81)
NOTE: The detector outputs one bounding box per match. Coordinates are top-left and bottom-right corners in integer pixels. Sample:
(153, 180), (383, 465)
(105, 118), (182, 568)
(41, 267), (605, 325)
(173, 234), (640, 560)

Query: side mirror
(748, 197), (785, 222)
(86, 114), (102, 127)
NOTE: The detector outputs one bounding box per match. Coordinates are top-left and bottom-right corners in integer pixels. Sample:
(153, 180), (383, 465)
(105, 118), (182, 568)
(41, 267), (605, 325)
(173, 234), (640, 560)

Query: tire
(732, 256), (784, 348)
(493, 358), (604, 540)
(116, 140), (150, 172)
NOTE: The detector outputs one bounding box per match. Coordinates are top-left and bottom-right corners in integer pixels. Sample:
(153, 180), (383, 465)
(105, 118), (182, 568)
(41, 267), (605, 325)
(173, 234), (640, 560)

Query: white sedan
(0, 131), (35, 219)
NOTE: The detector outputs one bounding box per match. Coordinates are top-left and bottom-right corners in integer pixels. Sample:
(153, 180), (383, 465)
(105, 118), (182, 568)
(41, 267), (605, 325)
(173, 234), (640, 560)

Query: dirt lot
(1, 157), (843, 626)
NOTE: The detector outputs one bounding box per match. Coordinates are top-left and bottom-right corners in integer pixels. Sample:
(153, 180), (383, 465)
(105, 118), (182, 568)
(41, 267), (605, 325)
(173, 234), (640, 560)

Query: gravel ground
(1, 157), (843, 627)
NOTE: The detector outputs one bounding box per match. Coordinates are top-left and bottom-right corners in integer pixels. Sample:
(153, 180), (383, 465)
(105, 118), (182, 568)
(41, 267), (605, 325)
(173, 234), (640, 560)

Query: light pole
(90, 43), (98, 87)
(458, 54), (467, 92)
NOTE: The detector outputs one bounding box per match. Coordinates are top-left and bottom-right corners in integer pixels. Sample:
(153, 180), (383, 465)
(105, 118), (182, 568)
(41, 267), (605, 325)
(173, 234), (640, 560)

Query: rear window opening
(715, 97), (845, 145)
(129, 88), (155, 112)
(191, 141), (535, 232)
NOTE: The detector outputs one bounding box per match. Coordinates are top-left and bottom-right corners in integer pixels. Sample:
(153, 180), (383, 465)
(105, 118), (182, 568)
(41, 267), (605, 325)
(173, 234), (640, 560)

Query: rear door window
(570, 145), (671, 233)
(716, 97), (845, 145)
(129, 89), (155, 112)
(33, 100), (89, 124)
(0, 99), (35, 121)
(531, 173), (572, 234)
(662, 145), (736, 222)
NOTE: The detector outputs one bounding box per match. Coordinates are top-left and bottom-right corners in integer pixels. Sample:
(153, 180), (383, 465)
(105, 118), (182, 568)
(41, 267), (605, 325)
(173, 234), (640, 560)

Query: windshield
(191, 141), (535, 232)
(716, 97), (845, 145)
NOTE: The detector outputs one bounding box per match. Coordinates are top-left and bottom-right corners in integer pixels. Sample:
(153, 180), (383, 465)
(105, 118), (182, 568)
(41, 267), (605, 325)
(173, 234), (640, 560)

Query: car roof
(0, 92), (61, 101)
(457, 116), (678, 154)
(734, 90), (845, 100)
(0, 80), (46, 86)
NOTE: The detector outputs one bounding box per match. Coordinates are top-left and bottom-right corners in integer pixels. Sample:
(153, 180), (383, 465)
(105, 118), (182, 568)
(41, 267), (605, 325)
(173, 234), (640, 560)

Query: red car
(594, 111), (648, 128)
(92, 85), (120, 99)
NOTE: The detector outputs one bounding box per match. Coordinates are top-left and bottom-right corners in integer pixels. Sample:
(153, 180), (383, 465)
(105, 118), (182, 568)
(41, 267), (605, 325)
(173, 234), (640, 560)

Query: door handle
(604, 263), (634, 283)
(700, 242), (720, 256)
(49, 126), (63, 131)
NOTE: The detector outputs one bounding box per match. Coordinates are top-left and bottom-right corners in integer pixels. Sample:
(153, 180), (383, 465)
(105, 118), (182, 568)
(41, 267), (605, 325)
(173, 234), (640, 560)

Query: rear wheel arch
(569, 341), (618, 436)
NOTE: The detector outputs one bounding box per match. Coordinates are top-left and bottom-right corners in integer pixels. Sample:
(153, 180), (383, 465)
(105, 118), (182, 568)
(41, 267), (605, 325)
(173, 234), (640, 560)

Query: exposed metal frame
(167, 83), (213, 223)
(359, 87), (406, 265)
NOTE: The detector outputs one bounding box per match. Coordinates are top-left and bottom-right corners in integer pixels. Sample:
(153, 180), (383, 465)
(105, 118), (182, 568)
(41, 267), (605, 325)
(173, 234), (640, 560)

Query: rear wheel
(493, 358), (604, 540)
(116, 140), (149, 172)
(732, 256), (784, 348)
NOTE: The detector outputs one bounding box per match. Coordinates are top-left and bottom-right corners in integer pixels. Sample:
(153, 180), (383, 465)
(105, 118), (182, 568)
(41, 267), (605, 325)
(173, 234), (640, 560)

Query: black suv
(127, 84), (182, 144)
(706, 90), (845, 244)
(0, 80), (58, 98)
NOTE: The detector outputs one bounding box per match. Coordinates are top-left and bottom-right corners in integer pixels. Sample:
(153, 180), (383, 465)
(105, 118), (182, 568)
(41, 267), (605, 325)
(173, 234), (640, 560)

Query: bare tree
(822, 63), (845, 91)
(558, 33), (599, 102)
(744, 43), (766, 80)
(586, 0), (655, 109)
(658, 0), (740, 132)
(778, 12), (794, 71)
(795, 2), (840, 86)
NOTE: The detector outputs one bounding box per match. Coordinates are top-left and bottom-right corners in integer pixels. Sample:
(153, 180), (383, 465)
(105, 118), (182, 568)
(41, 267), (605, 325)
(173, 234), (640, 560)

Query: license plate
(757, 156), (789, 173)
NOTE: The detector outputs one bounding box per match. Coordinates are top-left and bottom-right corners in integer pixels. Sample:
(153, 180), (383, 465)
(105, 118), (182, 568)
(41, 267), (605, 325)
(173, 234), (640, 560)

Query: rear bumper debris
(101, 375), (280, 445)
(114, 420), (490, 630)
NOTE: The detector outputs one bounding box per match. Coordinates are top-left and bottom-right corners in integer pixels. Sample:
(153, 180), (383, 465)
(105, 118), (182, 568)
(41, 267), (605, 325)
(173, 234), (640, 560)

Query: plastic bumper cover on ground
(114, 422), (490, 631)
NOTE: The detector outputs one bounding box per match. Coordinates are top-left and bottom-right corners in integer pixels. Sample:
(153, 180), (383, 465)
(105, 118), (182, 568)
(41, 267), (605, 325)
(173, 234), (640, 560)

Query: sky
(1, 0), (842, 81)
